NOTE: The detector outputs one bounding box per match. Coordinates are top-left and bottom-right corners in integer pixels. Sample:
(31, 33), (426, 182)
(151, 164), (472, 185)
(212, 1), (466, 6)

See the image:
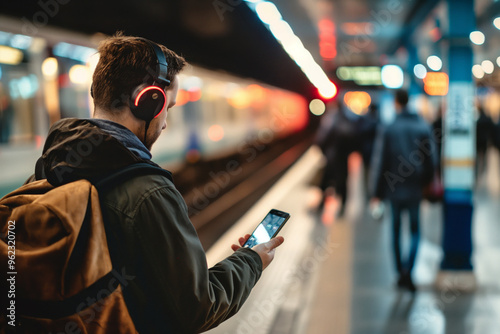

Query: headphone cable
(144, 120), (150, 148)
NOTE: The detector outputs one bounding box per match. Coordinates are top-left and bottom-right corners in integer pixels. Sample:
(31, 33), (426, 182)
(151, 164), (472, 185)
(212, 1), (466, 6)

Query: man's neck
(93, 108), (141, 140)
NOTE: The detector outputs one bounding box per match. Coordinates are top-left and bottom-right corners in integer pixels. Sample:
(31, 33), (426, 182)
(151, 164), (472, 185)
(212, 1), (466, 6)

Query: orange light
(247, 84), (268, 108)
(228, 89), (251, 109)
(423, 72), (449, 96)
(188, 88), (202, 102)
(208, 124), (225, 142)
(344, 91), (371, 115)
(176, 89), (189, 106)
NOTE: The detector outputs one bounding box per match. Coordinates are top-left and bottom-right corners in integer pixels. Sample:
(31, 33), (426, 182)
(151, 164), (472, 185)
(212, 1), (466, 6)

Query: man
(370, 89), (435, 292)
(27, 33), (284, 332)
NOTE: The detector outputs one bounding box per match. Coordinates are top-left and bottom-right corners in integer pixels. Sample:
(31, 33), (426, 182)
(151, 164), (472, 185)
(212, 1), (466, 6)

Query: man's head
(92, 33), (186, 149)
(394, 89), (409, 112)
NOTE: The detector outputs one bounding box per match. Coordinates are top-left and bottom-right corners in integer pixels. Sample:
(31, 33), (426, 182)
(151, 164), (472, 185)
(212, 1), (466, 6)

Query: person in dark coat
(370, 89), (436, 292)
(475, 106), (495, 178)
(431, 106), (444, 176)
(359, 103), (380, 199)
(23, 34), (284, 333)
(316, 100), (358, 217)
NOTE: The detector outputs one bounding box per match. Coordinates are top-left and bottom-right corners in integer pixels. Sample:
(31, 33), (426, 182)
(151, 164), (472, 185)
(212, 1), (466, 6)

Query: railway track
(172, 132), (314, 250)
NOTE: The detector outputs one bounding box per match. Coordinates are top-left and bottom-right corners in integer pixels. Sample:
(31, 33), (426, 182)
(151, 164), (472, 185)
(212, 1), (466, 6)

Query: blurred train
(0, 22), (309, 197)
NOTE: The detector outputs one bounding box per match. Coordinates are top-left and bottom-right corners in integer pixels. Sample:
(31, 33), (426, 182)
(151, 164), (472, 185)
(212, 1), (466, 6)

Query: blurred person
(315, 99), (340, 212)
(475, 106), (495, 178)
(14, 33), (284, 333)
(431, 105), (444, 176)
(359, 103), (380, 200)
(370, 89), (436, 292)
(315, 99), (359, 217)
(495, 119), (500, 154)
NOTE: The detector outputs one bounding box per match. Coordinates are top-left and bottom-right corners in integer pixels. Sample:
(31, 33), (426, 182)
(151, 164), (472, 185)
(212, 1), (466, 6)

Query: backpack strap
(16, 271), (119, 319)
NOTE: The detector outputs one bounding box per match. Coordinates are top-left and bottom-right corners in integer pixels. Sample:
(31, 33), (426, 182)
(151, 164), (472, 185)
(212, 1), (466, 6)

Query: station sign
(336, 66), (382, 86)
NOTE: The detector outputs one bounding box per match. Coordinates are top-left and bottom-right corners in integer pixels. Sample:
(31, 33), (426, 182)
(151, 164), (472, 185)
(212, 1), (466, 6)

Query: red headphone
(130, 38), (171, 123)
(90, 38), (170, 123)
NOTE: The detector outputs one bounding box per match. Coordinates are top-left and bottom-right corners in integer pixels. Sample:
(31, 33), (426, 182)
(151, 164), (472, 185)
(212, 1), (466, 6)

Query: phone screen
(243, 209), (290, 248)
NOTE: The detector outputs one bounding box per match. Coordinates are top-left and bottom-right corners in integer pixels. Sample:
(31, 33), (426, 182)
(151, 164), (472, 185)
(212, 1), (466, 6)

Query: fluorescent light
(470, 31), (485, 45)
(494, 17), (500, 30)
(381, 65), (404, 89)
(414, 64), (427, 79)
(246, 1), (336, 98)
(481, 60), (494, 74)
(255, 1), (282, 25)
(0, 46), (23, 65)
(472, 64), (484, 79)
(427, 55), (442, 71)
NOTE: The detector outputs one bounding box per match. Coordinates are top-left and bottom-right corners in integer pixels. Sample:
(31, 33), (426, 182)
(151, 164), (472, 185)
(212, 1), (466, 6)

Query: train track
(173, 132), (314, 250)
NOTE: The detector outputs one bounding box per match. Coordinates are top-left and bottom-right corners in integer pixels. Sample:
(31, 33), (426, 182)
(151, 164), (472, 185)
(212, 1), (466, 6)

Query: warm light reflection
(247, 84), (268, 108)
(208, 124), (225, 142)
(0, 46), (23, 65)
(42, 57), (58, 78)
(344, 91), (371, 115)
(188, 88), (202, 102)
(176, 89), (189, 106)
(68, 65), (89, 85)
(228, 88), (251, 109)
(423, 72), (449, 96)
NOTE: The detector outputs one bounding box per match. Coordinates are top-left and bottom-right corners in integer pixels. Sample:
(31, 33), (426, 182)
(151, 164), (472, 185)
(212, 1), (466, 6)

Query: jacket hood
(39, 118), (147, 186)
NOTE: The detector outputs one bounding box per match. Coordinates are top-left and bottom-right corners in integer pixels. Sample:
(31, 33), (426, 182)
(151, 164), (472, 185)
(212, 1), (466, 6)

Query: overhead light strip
(244, 0), (337, 98)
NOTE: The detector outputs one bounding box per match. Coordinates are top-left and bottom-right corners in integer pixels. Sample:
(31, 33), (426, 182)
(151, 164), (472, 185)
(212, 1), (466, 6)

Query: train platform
(205, 146), (500, 334)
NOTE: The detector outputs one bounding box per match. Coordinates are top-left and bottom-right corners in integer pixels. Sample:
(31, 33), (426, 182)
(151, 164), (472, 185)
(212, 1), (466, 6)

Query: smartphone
(243, 209), (290, 248)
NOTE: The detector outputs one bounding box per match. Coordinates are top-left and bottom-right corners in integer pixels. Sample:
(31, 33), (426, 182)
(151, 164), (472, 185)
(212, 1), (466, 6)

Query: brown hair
(92, 32), (186, 112)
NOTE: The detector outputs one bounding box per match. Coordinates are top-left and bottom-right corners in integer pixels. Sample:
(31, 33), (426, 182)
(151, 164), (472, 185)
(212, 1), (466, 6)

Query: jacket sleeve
(130, 184), (263, 333)
(369, 125), (388, 199)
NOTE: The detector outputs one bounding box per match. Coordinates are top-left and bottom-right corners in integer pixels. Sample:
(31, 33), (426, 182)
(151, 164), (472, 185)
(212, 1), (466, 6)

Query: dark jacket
(370, 110), (436, 202)
(28, 118), (263, 333)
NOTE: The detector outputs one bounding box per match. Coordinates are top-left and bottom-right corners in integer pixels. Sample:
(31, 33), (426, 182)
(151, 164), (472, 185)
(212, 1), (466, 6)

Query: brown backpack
(0, 163), (171, 333)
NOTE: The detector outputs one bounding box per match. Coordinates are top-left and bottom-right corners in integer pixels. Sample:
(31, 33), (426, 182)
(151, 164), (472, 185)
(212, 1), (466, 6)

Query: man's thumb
(266, 236), (284, 250)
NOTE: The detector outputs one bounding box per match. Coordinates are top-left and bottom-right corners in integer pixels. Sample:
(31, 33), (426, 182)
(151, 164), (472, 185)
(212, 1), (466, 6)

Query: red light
(318, 19), (337, 60)
(319, 41), (337, 59)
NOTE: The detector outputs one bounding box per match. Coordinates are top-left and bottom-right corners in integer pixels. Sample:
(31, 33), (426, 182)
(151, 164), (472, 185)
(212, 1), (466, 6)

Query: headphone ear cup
(130, 84), (166, 122)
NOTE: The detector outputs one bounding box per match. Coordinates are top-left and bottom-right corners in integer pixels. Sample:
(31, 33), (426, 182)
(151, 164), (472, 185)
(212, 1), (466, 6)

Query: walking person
(370, 89), (436, 292)
(316, 100), (358, 217)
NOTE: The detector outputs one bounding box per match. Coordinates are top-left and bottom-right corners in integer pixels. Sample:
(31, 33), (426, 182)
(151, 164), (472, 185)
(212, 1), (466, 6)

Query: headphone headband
(137, 37), (170, 86)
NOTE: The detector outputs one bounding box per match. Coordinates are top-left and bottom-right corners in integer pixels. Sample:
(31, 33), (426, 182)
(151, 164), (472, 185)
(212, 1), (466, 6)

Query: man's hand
(232, 234), (285, 270)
